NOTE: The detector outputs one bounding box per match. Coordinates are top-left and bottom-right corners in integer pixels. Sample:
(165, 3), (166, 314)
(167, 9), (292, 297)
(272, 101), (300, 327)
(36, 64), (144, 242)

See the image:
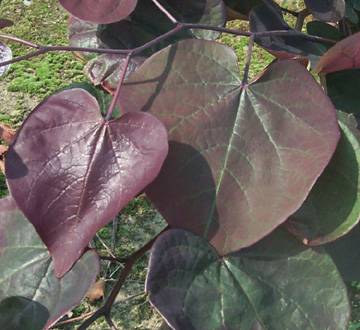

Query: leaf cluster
(1, 0), (360, 329)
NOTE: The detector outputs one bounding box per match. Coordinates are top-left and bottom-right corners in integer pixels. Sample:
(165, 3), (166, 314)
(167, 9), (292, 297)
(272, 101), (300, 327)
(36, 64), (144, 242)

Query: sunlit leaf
(119, 39), (340, 255)
(304, 0), (345, 22)
(0, 195), (100, 330)
(286, 112), (360, 245)
(146, 228), (350, 330)
(313, 32), (360, 74)
(5, 88), (168, 277)
(0, 39), (11, 78)
(59, 0), (138, 24)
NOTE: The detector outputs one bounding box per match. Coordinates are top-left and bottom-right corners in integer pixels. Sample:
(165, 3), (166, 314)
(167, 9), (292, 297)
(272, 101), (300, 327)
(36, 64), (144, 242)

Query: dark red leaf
(0, 123), (16, 144)
(0, 19), (14, 29)
(119, 39), (340, 255)
(6, 89), (168, 277)
(313, 32), (360, 74)
(59, 0), (138, 24)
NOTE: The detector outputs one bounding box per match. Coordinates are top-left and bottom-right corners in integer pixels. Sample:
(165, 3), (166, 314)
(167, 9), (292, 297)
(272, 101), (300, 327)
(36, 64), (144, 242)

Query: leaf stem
(151, 0), (178, 24)
(105, 54), (132, 121)
(243, 35), (254, 86)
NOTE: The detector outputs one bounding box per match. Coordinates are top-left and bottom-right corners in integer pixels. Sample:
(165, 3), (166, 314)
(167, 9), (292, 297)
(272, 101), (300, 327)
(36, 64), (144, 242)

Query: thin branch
(96, 233), (116, 258)
(295, 8), (311, 31)
(78, 226), (169, 330)
(105, 54), (132, 121)
(243, 35), (254, 86)
(0, 34), (40, 48)
(100, 255), (129, 263)
(151, 0), (178, 24)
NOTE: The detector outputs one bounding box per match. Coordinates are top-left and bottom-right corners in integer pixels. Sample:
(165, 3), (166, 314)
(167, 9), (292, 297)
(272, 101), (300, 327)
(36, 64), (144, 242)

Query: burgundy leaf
(0, 19), (14, 29)
(313, 32), (360, 74)
(59, 0), (138, 24)
(0, 123), (16, 144)
(5, 88), (168, 277)
(119, 39), (340, 255)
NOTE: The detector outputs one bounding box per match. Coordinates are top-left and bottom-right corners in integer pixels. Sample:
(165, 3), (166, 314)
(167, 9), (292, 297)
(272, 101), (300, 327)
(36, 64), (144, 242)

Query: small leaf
(59, 0), (138, 24)
(0, 123), (16, 144)
(0, 39), (11, 78)
(6, 89), (168, 277)
(146, 228), (350, 330)
(307, 21), (342, 41)
(313, 32), (360, 74)
(0, 19), (14, 29)
(304, 0), (345, 22)
(86, 278), (105, 302)
(0, 195), (100, 330)
(285, 112), (360, 245)
(119, 39), (340, 255)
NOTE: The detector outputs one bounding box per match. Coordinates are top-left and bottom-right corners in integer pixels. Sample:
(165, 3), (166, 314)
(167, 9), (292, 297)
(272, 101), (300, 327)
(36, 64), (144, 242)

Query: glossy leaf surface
(250, 4), (330, 67)
(326, 68), (360, 117)
(304, 0), (345, 22)
(0, 195), (100, 329)
(59, 0), (138, 24)
(286, 112), (360, 245)
(6, 88), (168, 277)
(146, 228), (350, 330)
(119, 39), (340, 255)
(313, 32), (360, 73)
(0, 39), (11, 78)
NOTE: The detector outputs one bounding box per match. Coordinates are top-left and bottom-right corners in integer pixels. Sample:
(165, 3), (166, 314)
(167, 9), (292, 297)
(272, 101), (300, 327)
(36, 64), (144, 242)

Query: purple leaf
(0, 39), (11, 78)
(5, 88), (168, 277)
(0, 19), (14, 29)
(59, 0), (138, 24)
(304, 0), (345, 23)
(119, 39), (340, 255)
(0, 195), (100, 329)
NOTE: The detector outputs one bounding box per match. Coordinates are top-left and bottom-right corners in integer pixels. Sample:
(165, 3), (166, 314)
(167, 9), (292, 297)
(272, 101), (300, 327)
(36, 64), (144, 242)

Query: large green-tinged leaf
(324, 222), (360, 281)
(223, 0), (278, 20)
(146, 228), (350, 330)
(304, 0), (345, 22)
(313, 32), (360, 74)
(285, 112), (360, 245)
(307, 21), (342, 41)
(119, 39), (340, 255)
(59, 0), (138, 24)
(0, 195), (100, 330)
(6, 89), (168, 277)
(326, 68), (360, 117)
(249, 4), (330, 67)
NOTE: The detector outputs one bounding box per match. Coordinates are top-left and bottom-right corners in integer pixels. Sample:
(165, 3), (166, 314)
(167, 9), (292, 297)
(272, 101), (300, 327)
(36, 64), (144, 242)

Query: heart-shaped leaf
(59, 0), (138, 24)
(249, 4), (330, 67)
(304, 0), (345, 23)
(326, 68), (360, 117)
(5, 88), (168, 277)
(146, 228), (350, 330)
(0, 195), (100, 329)
(285, 112), (360, 245)
(119, 39), (340, 255)
(313, 32), (360, 74)
(0, 39), (11, 78)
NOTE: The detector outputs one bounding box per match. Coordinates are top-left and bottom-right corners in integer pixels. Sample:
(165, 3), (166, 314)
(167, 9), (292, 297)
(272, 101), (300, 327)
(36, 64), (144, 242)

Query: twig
(96, 233), (116, 258)
(151, 0), (178, 24)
